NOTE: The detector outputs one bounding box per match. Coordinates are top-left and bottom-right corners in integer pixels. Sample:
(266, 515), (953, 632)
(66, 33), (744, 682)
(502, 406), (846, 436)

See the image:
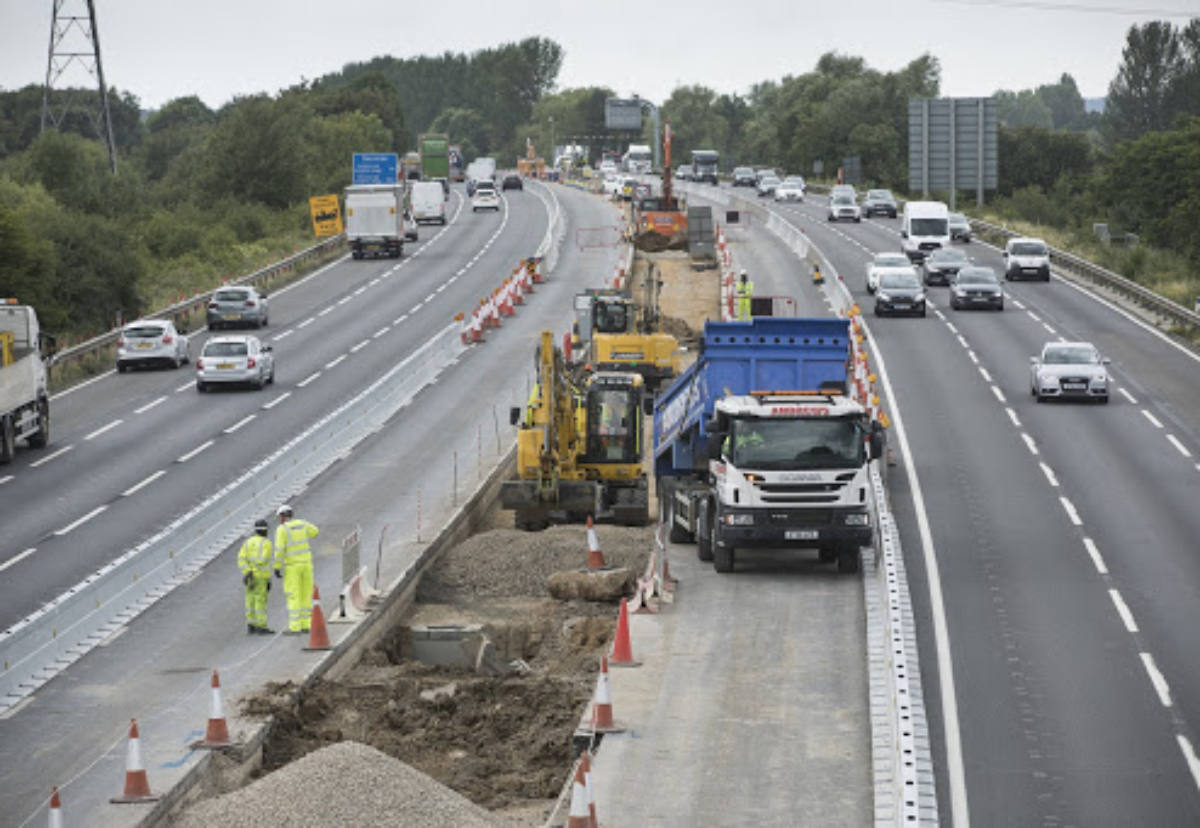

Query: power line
(933, 0), (1197, 17)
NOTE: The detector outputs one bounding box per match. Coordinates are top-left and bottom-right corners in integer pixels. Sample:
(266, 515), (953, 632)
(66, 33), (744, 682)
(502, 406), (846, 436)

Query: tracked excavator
(502, 330), (650, 530)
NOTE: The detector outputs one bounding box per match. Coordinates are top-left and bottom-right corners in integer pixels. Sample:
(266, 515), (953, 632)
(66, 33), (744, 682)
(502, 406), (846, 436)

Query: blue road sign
(353, 153), (399, 185)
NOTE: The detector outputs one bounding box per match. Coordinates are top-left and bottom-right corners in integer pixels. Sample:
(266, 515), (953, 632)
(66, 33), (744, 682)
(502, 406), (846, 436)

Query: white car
(1030, 341), (1110, 404)
(828, 194), (862, 222)
(196, 335), (275, 392)
(866, 253), (915, 295)
(774, 181), (805, 202)
(117, 320), (190, 372)
(1004, 237), (1051, 282)
(472, 182), (501, 212)
(602, 173), (623, 198)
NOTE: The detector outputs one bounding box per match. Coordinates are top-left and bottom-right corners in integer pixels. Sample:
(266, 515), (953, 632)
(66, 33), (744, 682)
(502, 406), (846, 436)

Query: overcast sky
(2, 1), (1194, 112)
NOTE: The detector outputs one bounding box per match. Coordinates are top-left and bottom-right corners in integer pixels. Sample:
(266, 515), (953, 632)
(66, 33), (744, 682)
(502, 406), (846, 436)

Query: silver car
(196, 335), (275, 392)
(949, 267), (1003, 311)
(117, 320), (190, 372)
(866, 252), (915, 294)
(1030, 342), (1110, 404)
(207, 286), (269, 330)
(827, 194), (862, 223)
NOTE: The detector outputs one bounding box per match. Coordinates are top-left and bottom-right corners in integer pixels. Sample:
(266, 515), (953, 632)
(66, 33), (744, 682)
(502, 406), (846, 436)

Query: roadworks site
(164, 245), (718, 826)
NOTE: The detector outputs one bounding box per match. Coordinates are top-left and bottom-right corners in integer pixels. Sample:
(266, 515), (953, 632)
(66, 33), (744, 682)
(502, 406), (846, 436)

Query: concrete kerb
(136, 446), (518, 827)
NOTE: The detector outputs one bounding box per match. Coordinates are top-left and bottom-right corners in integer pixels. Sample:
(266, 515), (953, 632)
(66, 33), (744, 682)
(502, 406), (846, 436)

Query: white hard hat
(276, 504), (293, 517)
(740, 269), (748, 276)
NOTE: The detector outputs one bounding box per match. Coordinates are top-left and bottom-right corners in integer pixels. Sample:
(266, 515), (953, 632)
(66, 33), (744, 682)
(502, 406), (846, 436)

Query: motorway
(744, 186), (1200, 824)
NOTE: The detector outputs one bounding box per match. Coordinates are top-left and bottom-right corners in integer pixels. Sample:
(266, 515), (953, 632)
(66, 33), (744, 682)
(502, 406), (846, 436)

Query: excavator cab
(592, 296), (632, 335)
(584, 378), (642, 465)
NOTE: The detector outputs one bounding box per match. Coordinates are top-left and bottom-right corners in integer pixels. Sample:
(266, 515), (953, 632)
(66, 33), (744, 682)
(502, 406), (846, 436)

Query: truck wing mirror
(509, 406), (521, 427)
(706, 432), (724, 460)
(900, 230), (907, 239)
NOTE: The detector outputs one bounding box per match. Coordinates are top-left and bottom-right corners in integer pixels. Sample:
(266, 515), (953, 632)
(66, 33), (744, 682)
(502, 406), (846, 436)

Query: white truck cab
(901, 201), (950, 263)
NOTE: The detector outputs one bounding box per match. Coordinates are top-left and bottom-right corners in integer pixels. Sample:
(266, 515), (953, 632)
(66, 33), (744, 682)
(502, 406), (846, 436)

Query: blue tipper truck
(653, 317), (884, 573)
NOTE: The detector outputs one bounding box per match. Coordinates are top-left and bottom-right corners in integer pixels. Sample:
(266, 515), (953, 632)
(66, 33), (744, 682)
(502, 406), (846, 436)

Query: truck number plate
(785, 529), (819, 540)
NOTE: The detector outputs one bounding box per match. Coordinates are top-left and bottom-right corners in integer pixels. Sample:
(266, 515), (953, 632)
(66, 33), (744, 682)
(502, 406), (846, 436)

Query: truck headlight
(841, 513), (870, 526)
(724, 514), (755, 526)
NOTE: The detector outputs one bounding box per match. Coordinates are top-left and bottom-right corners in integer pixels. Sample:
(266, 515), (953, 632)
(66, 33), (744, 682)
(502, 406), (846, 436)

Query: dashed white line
(272, 330), (294, 342)
(1177, 736), (1200, 794)
(325, 355), (347, 369)
(1110, 589), (1138, 632)
(177, 440), (214, 463)
(1118, 387), (1138, 404)
(436, 283), (448, 293)
(946, 322), (959, 334)
(991, 385), (1007, 403)
(175, 381), (193, 393)
(297, 317), (316, 329)
(353, 286), (367, 296)
(350, 340), (370, 353)
(1006, 408), (1021, 428)
(410, 303), (424, 313)
(84, 420), (124, 441)
(1142, 410), (1163, 428)
(297, 372), (321, 388)
(394, 314), (409, 325)
(122, 469), (166, 496)
(957, 335), (969, 349)
(134, 397), (167, 415)
(1167, 435), (1192, 457)
(424, 292), (436, 303)
(979, 367), (993, 383)
(1059, 496), (1083, 526)
(318, 307), (334, 316)
(369, 278), (380, 287)
(30, 445), (73, 468)
(223, 414), (256, 434)
(0, 475), (12, 485)
(55, 505), (107, 536)
(0, 547), (37, 574)
(373, 327), (389, 339)
(1039, 462), (1060, 487)
(1028, 311), (1041, 322)
(1141, 653), (1172, 707)
(1082, 538), (1108, 575)
(263, 391), (291, 410)
(1043, 323), (1057, 335)
(1012, 299), (1026, 310)
(967, 350), (979, 365)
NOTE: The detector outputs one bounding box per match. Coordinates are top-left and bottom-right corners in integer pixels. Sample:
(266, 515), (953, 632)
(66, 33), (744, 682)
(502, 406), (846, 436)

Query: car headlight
(724, 513), (755, 526)
(877, 293), (891, 302)
(841, 513), (870, 526)
(915, 292), (926, 302)
(1041, 375), (1060, 386)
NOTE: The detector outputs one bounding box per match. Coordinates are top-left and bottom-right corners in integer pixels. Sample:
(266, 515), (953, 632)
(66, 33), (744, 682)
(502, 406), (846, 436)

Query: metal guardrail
(967, 218), (1200, 332)
(48, 235), (349, 375)
(0, 321), (463, 712)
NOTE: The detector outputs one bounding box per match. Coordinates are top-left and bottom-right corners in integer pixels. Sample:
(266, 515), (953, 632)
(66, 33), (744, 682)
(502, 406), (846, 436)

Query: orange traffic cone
(586, 516), (608, 570)
(609, 598), (639, 666)
(566, 755), (593, 828)
(48, 786), (63, 828)
(110, 719), (160, 803)
(191, 670), (237, 749)
(304, 586), (331, 651)
(585, 656), (625, 734)
(582, 750), (598, 828)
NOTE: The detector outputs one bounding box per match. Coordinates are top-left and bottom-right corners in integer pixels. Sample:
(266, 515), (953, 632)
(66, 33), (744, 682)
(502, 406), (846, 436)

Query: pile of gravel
(173, 741), (510, 827)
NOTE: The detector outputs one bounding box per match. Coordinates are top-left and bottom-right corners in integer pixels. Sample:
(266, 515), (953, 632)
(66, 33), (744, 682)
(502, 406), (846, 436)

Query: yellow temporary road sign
(309, 195), (343, 237)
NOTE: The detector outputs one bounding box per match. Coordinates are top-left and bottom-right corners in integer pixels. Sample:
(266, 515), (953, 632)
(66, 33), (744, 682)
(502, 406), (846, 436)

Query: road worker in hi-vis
(238, 519), (274, 635)
(737, 270), (755, 321)
(273, 505), (319, 634)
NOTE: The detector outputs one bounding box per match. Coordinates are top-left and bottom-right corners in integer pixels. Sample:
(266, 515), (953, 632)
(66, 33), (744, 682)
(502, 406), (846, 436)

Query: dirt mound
(635, 229), (687, 253)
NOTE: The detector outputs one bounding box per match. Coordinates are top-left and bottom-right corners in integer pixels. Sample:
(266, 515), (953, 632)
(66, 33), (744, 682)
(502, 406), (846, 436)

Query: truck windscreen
(729, 418), (863, 470)
(911, 218), (948, 237)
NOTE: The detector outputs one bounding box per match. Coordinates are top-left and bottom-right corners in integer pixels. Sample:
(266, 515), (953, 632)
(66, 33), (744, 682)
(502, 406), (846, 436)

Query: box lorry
(654, 317), (884, 573)
(344, 184), (406, 259)
(690, 150), (720, 184)
(419, 134), (450, 181)
(0, 300), (53, 463)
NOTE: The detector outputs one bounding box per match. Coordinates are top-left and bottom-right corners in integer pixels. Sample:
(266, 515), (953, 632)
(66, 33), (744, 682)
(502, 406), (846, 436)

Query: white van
(901, 201), (950, 263)
(410, 181), (447, 225)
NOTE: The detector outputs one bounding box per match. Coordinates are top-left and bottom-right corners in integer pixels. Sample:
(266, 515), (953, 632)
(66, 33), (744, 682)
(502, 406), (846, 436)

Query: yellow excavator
(576, 278), (681, 393)
(503, 330), (650, 530)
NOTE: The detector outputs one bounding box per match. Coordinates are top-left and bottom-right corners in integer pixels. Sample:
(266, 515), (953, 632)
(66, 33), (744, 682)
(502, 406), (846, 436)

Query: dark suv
(863, 189), (898, 218)
(501, 173), (523, 191)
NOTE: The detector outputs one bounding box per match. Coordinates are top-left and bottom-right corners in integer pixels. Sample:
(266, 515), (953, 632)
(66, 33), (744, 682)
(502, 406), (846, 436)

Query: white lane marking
(991, 386), (1007, 403)
(134, 396), (167, 415)
(1110, 589), (1139, 632)
(122, 469), (166, 496)
(946, 322), (959, 334)
(55, 505), (108, 536)
(336, 296), (351, 306)
(1012, 299), (1026, 309)
(1043, 323), (1057, 335)
(1083, 538), (1108, 574)
(1028, 311), (1041, 322)
(50, 367), (116, 400)
(1178, 736), (1200, 795)
(0, 547), (37, 574)
(1022, 433), (1039, 455)
(410, 302), (424, 313)
(175, 381), (192, 393)
(353, 286), (367, 296)
(272, 330), (294, 342)
(297, 317), (315, 329)
(436, 283), (448, 293)
(1060, 496), (1083, 526)
(30, 445), (73, 468)
(1118, 387), (1138, 404)
(325, 355), (347, 369)
(373, 327), (389, 339)
(0, 475), (12, 485)
(318, 307), (334, 316)
(223, 414), (256, 434)
(933, 309), (946, 321)
(957, 335), (969, 349)
(1040, 463), (1060, 487)
(967, 350), (979, 364)
(84, 419), (124, 441)
(1142, 410), (1164, 428)
(1167, 435), (1192, 457)
(394, 314), (409, 325)
(177, 440), (214, 463)
(369, 278), (380, 287)
(1141, 653), (1173, 707)
(1006, 408), (1021, 428)
(263, 391), (291, 410)
(350, 340), (370, 353)
(297, 372), (321, 388)
(979, 367), (992, 383)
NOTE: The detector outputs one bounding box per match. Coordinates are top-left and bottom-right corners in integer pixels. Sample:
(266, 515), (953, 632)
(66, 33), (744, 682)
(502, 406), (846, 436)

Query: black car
(501, 173), (523, 191)
(922, 247), (971, 286)
(949, 267), (1004, 311)
(863, 189), (898, 218)
(732, 167), (756, 187)
(875, 272), (927, 317)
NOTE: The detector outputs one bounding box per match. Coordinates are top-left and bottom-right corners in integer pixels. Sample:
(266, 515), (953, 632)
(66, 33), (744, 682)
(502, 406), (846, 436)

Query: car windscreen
(124, 326), (166, 339)
(1012, 243), (1047, 256)
(910, 218), (947, 236)
(957, 271), (996, 284)
(931, 249), (969, 264)
(875, 255), (909, 268)
(949, 213), (967, 223)
(881, 274), (920, 290)
(1045, 347), (1099, 365)
(204, 342), (249, 357)
(869, 191), (892, 199)
(730, 417), (864, 470)
(834, 196), (854, 205)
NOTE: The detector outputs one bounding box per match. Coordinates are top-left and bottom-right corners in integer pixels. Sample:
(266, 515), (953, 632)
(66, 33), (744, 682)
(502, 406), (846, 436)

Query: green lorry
(419, 134), (450, 181)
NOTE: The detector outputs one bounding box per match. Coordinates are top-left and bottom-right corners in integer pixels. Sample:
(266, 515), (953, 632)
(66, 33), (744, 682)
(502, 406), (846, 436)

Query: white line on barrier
(262, 391), (291, 410)
(1110, 589), (1138, 632)
(325, 355), (347, 369)
(0, 548), (37, 574)
(1141, 653), (1173, 707)
(1060, 496), (1083, 526)
(1083, 538), (1107, 574)
(297, 372), (321, 388)
(30, 445), (73, 467)
(1142, 410), (1164, 428)
(84, 420), (124, 441)
(177, 440), (214, 463)
(55, 505), (107, 536)
(223, 415), (256, 434)
(1167, 435), (1192, 457)
(134, 397), (167, 415)
(122, 469), (166, 497)
(1022, 433), (1039, 455)
(1119, 387), (1138, 404)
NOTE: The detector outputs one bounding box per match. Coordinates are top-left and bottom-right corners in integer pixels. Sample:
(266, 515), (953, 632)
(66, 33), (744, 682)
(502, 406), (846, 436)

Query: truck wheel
(27, 402), (50, 449)
(697, 503), (715, 562)
(714, 545), (735, 573)
(0, 415), (14, 464)
(837, 544), (861, 574)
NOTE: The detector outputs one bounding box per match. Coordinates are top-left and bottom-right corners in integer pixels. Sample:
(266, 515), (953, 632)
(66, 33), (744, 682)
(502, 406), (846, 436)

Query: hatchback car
(774, 181), (805, 202)
(732, 167), (756, 187)
(875, 272), (927, 317)
(827, 194), (862, 222)
(472, 182), (501, 212)
(207, 286), (268, 330)
(501, 173), (523, 191)
(949, 267), (1003, 311)
(949, 212), (972, 242)
(866, 252), (916, 295)
(117, 320), (190, 372)
(756, 175), (781, 197)
(863, 190), (898, 218)
(1030, 342), (1110, 403)
(922, 247), (971, 286)
(196, 335), (275, 391)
